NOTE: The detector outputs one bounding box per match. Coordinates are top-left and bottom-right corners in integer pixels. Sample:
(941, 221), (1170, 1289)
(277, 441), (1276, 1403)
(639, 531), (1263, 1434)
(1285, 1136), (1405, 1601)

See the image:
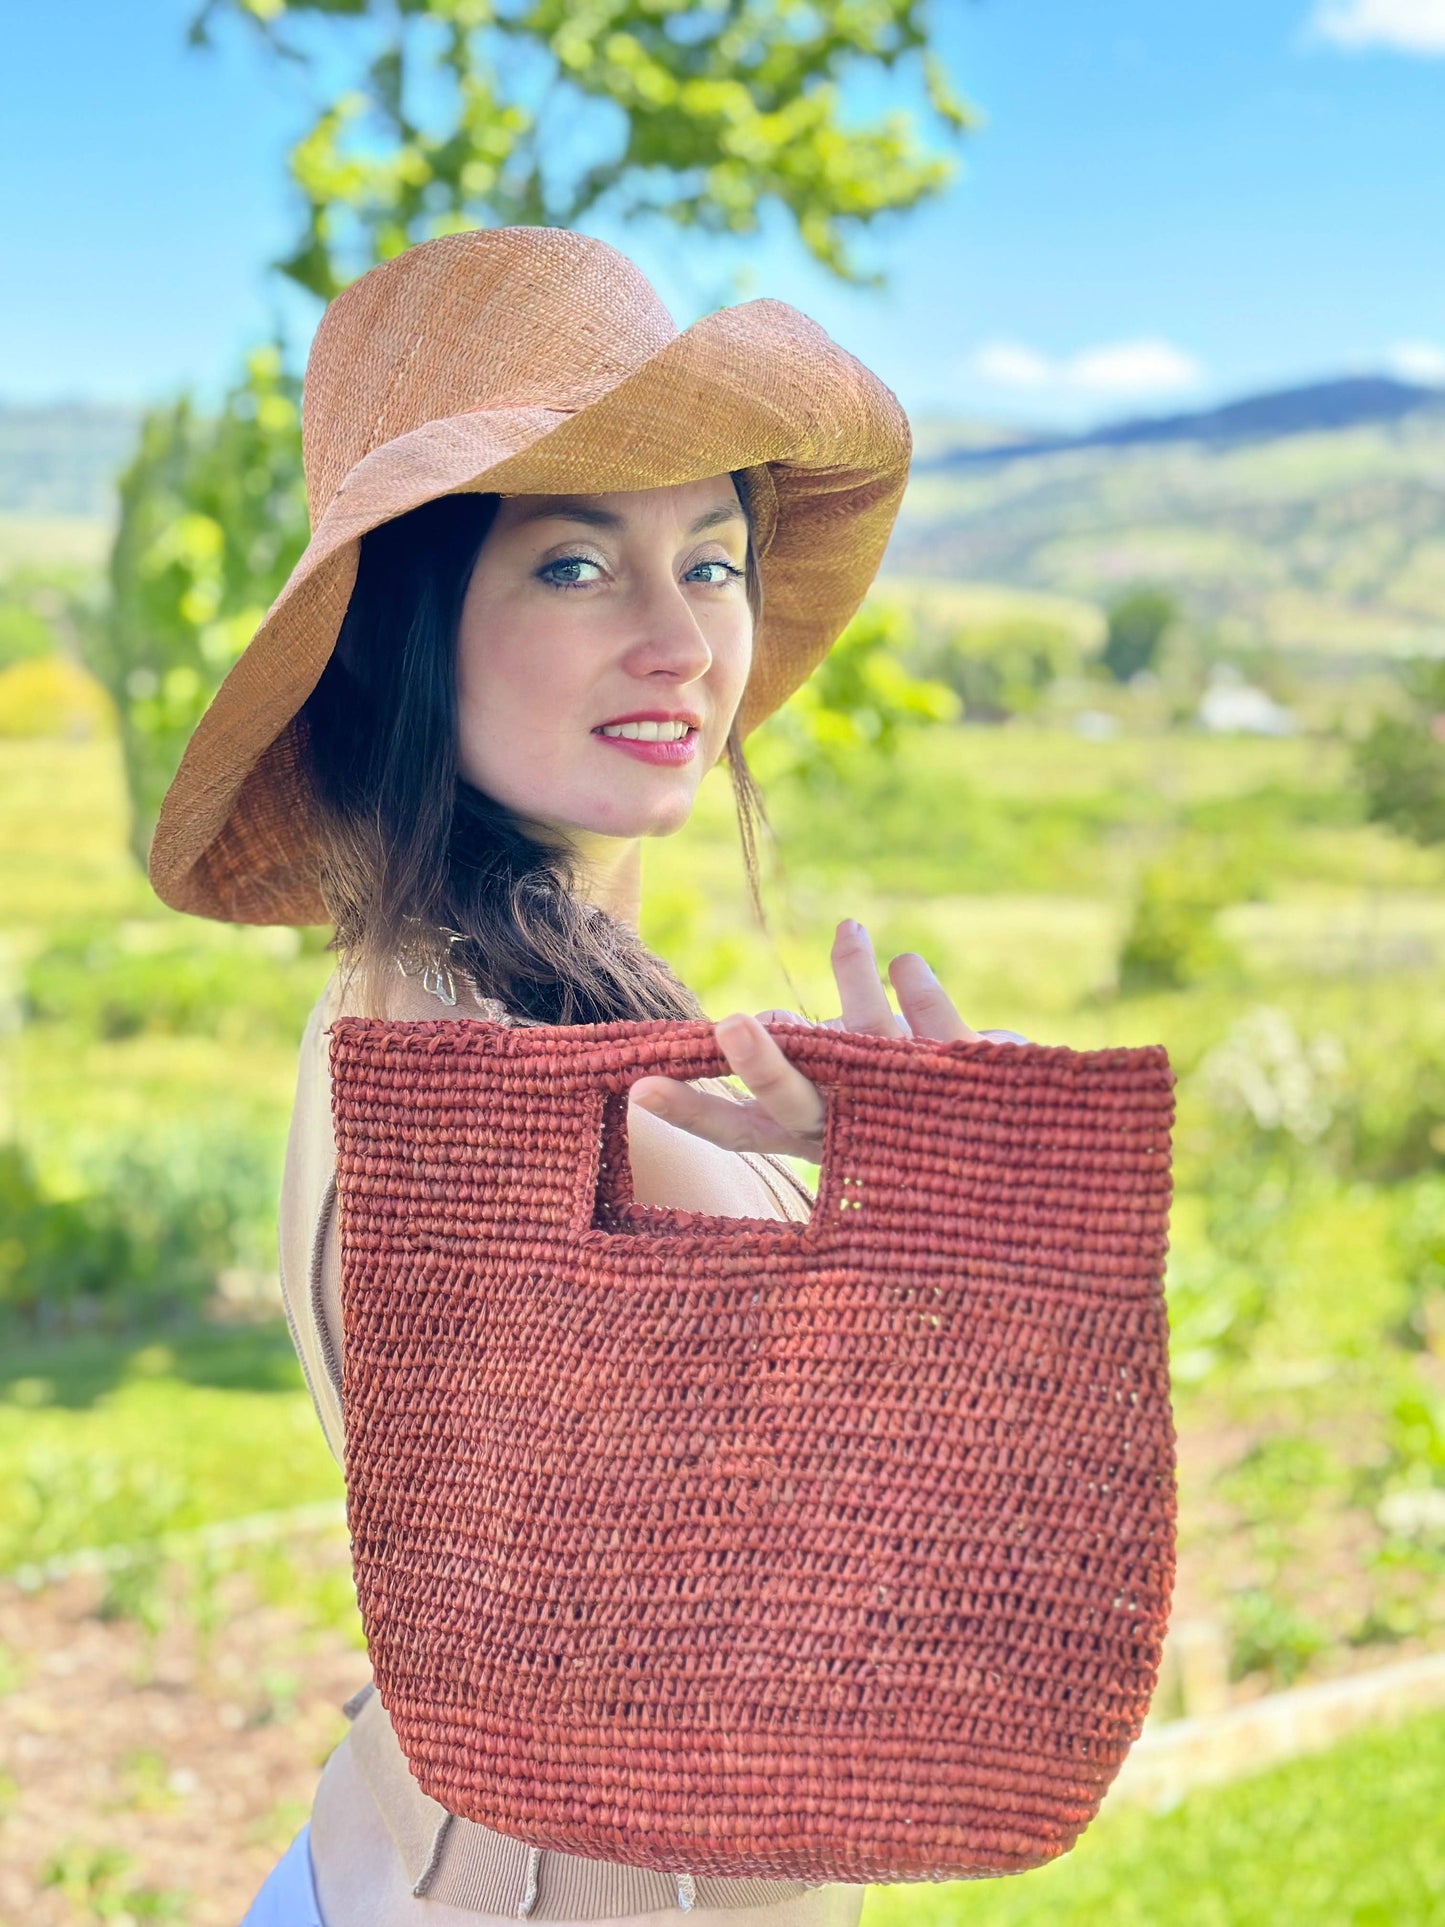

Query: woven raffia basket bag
(328, 1013), (1178, 1887)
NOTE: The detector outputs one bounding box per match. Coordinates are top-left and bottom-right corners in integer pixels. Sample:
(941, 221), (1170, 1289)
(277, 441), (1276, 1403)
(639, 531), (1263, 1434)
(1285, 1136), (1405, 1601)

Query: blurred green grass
(860, 1709), (1445, 1925)
(0, 1324), (341, 1571)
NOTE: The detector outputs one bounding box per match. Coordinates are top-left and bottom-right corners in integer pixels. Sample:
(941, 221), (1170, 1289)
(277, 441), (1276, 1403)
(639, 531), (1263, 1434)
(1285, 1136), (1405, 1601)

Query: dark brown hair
(298, 473), (786, 1024)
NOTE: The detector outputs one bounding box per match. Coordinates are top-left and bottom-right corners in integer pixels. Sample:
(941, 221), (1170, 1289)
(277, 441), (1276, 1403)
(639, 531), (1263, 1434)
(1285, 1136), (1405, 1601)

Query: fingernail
(717, 1015), (749, 1045)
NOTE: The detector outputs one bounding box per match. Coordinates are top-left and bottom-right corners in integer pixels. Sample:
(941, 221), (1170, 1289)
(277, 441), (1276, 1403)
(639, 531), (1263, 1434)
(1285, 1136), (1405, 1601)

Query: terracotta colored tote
(327, 1006), (1178, 1889)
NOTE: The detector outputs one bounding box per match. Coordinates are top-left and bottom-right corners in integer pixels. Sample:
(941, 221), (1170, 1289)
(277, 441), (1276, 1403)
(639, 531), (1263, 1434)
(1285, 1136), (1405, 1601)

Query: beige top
(277, 958), (836, 1918)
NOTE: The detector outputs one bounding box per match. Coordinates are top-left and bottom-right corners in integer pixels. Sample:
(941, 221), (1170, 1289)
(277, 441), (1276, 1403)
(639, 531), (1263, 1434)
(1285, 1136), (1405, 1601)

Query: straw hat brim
(147, 296), (911, 925)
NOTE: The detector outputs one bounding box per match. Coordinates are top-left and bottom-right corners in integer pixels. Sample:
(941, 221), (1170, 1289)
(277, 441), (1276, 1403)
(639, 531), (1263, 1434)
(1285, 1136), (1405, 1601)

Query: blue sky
(4, 0), (1443, 429)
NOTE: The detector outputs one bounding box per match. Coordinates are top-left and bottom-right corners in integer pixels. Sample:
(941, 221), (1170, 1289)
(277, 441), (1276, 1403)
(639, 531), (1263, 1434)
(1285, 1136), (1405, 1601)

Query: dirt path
(4, 1436), (1440, 1923)
(0, 1529), (365, 1924)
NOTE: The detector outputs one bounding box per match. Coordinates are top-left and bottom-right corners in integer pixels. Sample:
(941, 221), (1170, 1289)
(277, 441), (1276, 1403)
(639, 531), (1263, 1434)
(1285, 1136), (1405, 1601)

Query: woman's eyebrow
(508, 498), (745, 535)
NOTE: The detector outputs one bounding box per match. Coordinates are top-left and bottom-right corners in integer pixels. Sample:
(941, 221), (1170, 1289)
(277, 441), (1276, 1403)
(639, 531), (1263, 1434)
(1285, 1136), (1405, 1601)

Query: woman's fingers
(831, 920), (910, 1035)
(832, 919), (979, 1045)
(886, 949), (980, 1044)
(628, 1075), (790, 1154)
(630, 1014), (825, 1160)
(628, 925), (1019, 1162)
(713, 1012), (827, 1143)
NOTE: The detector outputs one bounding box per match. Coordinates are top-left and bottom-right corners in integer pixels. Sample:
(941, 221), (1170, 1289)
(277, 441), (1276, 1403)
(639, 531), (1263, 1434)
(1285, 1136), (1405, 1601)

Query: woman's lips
(591, 728), (698, 765)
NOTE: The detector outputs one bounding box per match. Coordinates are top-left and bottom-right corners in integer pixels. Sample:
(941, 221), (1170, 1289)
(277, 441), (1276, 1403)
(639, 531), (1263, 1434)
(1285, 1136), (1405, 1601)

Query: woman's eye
(537, 555), (603, 591)
(537, 555), (744, 592)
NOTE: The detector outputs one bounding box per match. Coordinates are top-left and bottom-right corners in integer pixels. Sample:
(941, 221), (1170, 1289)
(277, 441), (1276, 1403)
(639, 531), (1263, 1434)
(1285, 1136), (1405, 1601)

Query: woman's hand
(628, 918), (1028, 1165)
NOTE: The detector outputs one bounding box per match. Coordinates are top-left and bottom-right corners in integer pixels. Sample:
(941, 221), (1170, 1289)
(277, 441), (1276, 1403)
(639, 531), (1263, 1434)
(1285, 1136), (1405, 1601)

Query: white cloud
(969, 336), (1204, 399)
(1067, 340), (1204, 394)
(1389, 340), (1445, 383)
(972, 342), (1055, 388)
(1312, 0), (1445, 53)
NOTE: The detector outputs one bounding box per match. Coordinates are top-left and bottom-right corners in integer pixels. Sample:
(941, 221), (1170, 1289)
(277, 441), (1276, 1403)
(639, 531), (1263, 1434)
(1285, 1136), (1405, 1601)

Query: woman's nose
(622, 578), (719, 675)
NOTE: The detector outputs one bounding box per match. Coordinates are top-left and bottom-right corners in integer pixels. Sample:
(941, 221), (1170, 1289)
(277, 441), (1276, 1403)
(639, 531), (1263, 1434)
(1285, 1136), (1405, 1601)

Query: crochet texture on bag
(327, 1013), (1178, 1887)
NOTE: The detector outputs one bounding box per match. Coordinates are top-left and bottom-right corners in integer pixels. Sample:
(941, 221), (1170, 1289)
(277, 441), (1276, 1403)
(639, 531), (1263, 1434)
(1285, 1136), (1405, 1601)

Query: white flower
(1196, 1007), (1347, 1144)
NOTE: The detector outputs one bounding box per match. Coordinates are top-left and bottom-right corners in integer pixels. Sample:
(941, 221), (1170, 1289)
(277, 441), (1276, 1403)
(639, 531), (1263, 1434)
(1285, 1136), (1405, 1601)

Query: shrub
(0, 1144), (131, 1324)
(920, 614), (1084, 721)
(1117, 838), (1247, 993)
(0, 1135), (273, 1334)
(1227, 1586), (1328, 1686)
(1102, 587), (1178, 684)
(1166, 1007), (1351, 1380)
(82, 344), (309, 872)
(1163, 1242), (1271, 1386)
(1342, 1029), (1445, 1182)
(0, 658), (115, 740)
(747, 597), (960, 794)
(1193, 1005), (1349, 1155)
(20, 924), (317, 1045)
(1354, 656), (1445, 847)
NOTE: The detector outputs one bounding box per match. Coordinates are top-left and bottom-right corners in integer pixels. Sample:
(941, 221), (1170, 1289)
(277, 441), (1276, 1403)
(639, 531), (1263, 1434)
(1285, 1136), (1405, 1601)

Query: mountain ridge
(924, 375), (1445, 470)
(6, 373), (1445, 515)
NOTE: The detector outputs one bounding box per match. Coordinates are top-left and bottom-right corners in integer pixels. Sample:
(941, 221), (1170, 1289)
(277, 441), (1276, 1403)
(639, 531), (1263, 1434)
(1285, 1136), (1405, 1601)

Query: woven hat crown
(302, 228), (682, 524)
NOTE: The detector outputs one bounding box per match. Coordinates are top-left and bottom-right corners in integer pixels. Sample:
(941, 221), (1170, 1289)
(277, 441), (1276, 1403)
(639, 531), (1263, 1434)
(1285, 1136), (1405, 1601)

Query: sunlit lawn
(860, 1709), (1445, 1926)
(0, 1322), (341, 1571)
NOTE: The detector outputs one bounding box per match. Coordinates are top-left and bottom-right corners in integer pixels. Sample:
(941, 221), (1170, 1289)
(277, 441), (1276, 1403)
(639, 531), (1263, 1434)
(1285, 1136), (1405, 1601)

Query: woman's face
(454, 475), (753, 848)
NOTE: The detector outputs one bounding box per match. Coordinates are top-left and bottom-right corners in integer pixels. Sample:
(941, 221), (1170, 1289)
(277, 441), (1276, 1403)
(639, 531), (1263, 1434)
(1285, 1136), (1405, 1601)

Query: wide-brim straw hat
(147, 224), (913, 926)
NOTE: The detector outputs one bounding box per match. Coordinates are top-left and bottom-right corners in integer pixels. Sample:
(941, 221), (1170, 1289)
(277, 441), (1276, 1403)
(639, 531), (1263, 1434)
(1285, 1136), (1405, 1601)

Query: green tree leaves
(747, 597), (960, 794)
(187, 0), (974, 300)
(90, 348), (308, 869)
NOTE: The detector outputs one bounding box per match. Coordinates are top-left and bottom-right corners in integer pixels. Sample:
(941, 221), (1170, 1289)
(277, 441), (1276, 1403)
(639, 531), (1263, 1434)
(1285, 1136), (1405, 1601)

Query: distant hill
(889, 377), (1445, 663)
(905, 413), (1039, 461)
(6, 380), (1445, 665)
(925, 375), (1445, 469)
(0, 401), (141, 517)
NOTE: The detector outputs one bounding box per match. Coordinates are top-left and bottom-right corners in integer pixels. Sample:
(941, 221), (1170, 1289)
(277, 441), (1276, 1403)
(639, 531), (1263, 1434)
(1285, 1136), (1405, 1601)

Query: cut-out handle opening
(583, 1063), (852, 1244)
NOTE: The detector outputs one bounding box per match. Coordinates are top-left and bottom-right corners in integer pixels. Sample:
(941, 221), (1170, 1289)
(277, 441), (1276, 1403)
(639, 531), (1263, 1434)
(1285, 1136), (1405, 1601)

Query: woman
(147, 226), (1014, 1925)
